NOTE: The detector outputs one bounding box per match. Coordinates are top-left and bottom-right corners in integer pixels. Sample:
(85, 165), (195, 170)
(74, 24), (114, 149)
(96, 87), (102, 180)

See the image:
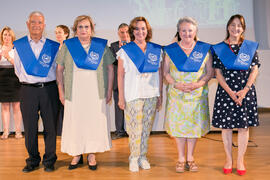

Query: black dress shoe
(87, 156), (97, 170)
(88, 163), (98, 170)
(112, 132), (128, 140)
(44, 165), (55, 172)
(22, 164), (39, 173)
(68, 155), (83, 170)
(111, 133), (121, 140)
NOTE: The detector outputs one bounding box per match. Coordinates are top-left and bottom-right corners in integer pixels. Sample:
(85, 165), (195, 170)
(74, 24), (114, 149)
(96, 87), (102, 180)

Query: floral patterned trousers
(125, 97), (158, 160)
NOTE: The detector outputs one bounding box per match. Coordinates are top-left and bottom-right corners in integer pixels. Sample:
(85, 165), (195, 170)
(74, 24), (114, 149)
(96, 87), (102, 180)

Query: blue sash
(64, 37), (107, 70)
(13, 36), (59, 77)
(212, 40), (258, 70)
(122, 41), (162, 73)
(164, 41), (211, 72)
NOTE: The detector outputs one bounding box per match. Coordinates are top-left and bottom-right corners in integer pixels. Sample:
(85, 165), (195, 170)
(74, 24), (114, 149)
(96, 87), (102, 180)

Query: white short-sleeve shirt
(0, 47), (14, 66)
(117, 48), (161, 102)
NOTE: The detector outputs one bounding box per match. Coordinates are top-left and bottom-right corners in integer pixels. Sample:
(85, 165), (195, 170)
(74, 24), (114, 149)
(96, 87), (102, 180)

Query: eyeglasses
(78, 25), (90, 30)
(30, 20), (44, 25)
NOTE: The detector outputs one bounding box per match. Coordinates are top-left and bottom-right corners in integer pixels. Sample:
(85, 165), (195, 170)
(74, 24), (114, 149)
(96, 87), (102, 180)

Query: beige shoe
(176, 161), (185, 173)
(15, 132), (23, 139)
(186, 161), (199, 172)
(1, 132), (9, 139)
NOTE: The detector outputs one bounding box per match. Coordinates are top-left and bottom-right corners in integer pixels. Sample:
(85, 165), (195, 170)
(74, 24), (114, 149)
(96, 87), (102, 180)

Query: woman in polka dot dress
(212, 14), (260, 176)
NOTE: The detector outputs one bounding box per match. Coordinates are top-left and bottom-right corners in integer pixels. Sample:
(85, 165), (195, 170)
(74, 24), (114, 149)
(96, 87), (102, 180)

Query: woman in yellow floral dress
(163, 17), (213, 173)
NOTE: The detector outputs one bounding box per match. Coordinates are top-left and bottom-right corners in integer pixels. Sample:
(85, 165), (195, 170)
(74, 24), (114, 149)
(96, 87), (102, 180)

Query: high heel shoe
(223, 168), (232, 174)
(68, 155), (83, 170)
(15, 132), (23, 139)
(237, 169), (246, 176)
(1, 132), (9, 139)
(87, 154), (97, 170)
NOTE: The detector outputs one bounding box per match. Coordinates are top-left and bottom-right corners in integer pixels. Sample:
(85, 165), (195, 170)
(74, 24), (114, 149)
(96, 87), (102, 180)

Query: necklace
(179, 41), (195, 50)
(227, 39), (239, 53)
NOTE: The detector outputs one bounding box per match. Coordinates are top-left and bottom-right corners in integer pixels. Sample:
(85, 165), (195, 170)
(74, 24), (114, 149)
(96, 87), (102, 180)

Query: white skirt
(61, 63), (111, 156)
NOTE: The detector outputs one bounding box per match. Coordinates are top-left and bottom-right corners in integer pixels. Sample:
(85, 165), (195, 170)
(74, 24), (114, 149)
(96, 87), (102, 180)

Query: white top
(117, 48), (161, 102)
(13, 36), (57, 83)
(0, 46), (14, 66)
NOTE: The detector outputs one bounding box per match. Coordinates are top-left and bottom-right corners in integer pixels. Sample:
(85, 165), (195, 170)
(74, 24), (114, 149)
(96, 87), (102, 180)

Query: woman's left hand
(118, 97), (125, 110)
(235, 89), (248, 106)
(183, 82), (200, 92)
(106, 92), (112, 104)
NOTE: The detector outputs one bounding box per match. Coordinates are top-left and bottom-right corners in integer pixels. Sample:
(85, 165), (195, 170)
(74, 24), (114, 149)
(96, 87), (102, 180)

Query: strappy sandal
(186, 161), (198, 172)
(1, 132), (9, 139)
(176, 161), (185, 173)
(15, 132), (23, 139)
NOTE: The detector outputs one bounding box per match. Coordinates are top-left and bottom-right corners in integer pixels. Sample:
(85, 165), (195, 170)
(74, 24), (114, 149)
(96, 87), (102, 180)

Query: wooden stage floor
(0, 111), (270, 180)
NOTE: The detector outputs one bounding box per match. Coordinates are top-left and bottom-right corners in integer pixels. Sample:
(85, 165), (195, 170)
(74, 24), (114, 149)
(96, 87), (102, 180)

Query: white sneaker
(129, 158), (139, 172)
(138, 158), (150, 170)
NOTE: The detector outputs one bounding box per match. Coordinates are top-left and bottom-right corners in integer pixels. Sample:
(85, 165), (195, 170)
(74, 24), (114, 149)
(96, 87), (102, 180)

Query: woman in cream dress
(56, 15), (114, 170)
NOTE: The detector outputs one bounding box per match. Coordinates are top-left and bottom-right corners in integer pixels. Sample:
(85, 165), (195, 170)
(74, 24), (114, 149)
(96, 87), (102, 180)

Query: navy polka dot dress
(212, 43), (260, 129)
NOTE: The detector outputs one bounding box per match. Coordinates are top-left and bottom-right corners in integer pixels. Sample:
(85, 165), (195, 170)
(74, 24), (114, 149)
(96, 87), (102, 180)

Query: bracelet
(245, 85), (251, 90)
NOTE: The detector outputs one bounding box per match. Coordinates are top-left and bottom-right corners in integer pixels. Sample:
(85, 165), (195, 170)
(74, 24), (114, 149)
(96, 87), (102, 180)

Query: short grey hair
(177, 16), (198, 33)
(27, 11), (45, 22)
(118, 23), (128, 30)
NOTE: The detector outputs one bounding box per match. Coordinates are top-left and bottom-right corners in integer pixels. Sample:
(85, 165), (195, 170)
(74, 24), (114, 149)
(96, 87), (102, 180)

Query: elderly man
(13, 11), (60, 173)
(110, 23), (130, 139)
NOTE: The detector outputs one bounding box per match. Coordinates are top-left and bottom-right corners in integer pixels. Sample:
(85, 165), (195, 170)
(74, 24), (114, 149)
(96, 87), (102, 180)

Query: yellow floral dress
(165, 53), (210, 138)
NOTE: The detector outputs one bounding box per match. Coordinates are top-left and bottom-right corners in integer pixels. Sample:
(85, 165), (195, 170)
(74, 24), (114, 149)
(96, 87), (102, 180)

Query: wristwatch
(245, 85), (251, 90)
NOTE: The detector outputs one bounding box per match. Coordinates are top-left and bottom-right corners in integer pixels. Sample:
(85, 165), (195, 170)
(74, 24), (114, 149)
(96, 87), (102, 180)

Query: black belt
(0, 65), (14, 68)
(21, 80), (56, 88)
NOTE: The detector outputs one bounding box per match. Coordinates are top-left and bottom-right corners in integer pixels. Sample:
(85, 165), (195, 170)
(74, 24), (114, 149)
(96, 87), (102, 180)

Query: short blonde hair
(72, 15), (95, 37)
(0, 26), (16, 45)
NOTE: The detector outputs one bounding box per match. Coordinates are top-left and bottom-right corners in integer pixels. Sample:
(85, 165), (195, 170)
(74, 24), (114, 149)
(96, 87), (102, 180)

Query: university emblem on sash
(40, 54), (52, 67)
(191, 51), (203, 62)
(238, 53), (250, 65)
(122, 41), (162, 73)
(13, 36), (59, 77)
(87, 51), (99, 64)
(147, 53), (158, 65)
(211, 40), (258, 70)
